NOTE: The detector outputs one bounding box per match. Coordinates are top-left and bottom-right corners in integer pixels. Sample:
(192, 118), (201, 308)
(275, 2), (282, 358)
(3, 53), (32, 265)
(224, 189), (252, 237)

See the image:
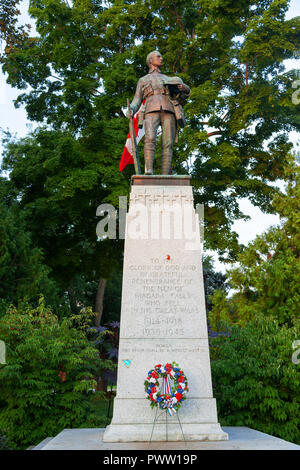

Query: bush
(211, 315), (300, 445)
(0, 433), (11, 450)
(0, 300), (112, 449)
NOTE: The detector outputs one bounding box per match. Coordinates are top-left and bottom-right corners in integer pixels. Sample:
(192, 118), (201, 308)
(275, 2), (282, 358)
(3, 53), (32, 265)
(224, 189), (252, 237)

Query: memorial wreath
(144, 362), (188, 416)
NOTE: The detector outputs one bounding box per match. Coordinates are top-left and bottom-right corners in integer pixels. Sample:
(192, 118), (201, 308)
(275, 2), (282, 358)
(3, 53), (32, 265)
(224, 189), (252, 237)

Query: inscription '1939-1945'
(143, 327), (185, 337)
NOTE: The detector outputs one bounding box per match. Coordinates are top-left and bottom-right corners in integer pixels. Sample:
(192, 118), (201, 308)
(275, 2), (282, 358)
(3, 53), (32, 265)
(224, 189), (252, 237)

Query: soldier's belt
(144, 88), (166, 98)
(152, 89), (166, 95)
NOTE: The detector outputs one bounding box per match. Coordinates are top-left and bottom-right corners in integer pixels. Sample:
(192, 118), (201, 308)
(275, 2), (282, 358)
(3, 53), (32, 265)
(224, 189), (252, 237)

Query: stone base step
(30, 437), (54, 450)
(103, 422), (228, 442)
(31, 427), (300, 450)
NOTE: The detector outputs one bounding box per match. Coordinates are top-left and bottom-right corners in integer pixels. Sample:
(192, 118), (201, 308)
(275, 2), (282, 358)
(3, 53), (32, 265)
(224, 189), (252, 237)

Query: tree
(0, 177), (62, 315)
(209, 155), (300, 328)
(210, 315), (300, 445)
(1, 0), (130, 318)
(102, 267), (123, 324)
(0, 0), (30, 52)
(202, 254), (227, 313)
(1, 0), (299, 265)
(1, 128), (126, 319)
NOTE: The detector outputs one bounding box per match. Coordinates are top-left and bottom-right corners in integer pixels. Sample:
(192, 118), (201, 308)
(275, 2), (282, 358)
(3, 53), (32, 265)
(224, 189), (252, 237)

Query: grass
(88, 391), (115, 427)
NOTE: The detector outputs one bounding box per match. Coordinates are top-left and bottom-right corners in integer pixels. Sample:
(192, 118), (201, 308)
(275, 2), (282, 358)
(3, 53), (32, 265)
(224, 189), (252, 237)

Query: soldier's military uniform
(129, 67), (190, 175)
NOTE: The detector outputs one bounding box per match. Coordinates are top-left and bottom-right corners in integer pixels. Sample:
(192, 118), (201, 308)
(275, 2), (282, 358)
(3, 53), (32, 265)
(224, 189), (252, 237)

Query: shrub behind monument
(0, 300), (111, 449)
(211, 315), (300, 445)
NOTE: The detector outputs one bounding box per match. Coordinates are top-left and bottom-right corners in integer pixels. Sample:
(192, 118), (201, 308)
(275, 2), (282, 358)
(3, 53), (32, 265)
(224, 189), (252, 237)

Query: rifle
(127, 99), (141, 175)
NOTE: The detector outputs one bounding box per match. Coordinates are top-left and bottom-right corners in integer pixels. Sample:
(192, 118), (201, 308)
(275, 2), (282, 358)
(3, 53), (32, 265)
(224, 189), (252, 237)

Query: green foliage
(1, 127), (126, 315)
(0, 0), (30, 54)
(202, 254), (227, 313)
(0, 178), (62, 315)
(208, 288), (238, 332)
(102, 269), (123, 324)
(209, 157), (300, 327)
(0, 433), (11, 450)
(211, 315), (300, 445)
(1, 0), (299, 263)
(88, 320), (119, 389)
(0, 300), (112, 449)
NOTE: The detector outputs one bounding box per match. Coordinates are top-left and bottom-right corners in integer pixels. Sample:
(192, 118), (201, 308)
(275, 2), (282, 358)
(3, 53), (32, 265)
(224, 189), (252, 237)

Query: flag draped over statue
(119, 102), (145, 172)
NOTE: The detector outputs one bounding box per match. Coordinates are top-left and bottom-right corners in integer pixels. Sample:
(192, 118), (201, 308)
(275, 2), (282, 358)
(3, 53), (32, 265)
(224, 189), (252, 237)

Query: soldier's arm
(178, 83), (190, 96)
(129, 79), (143, 115)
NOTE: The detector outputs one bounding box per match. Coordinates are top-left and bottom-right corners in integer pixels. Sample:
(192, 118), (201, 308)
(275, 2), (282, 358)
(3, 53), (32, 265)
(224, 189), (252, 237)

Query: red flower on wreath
(178, 376), (185, 382)
(175, 392), (183, 401)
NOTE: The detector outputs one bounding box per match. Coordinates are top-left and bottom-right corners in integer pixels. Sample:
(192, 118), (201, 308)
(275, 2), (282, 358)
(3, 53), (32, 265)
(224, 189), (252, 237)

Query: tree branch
(50, 74), (64, 82)
(171, 8), (187, 36)
(206, 130), (223, 137)
(220, 111), (230, 122)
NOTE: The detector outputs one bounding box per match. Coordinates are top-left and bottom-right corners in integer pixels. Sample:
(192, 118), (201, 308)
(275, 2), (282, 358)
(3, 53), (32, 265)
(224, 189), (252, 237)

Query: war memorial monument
(103, 51), (228, 442)
(34, 51), (300, 450)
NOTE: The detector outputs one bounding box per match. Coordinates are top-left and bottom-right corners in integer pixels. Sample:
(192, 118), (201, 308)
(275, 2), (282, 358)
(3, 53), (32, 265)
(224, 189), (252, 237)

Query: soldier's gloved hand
(178, 84), (190, 93)
(125, 106), (133, 119)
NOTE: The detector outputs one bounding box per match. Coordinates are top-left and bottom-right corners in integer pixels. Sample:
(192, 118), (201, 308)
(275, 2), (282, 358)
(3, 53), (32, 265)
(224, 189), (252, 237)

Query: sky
(0, 0), (299, 273)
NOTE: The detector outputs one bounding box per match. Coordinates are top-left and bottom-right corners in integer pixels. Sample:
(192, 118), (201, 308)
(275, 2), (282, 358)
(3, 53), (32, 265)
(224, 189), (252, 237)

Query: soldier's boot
(144, 151), (154, 175)
(161, 148), (172, 175)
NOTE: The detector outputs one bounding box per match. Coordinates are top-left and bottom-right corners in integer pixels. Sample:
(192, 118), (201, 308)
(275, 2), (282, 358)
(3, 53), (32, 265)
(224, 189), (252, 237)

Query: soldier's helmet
(165, 77), (183, 86)
(164, 76), (184, 100)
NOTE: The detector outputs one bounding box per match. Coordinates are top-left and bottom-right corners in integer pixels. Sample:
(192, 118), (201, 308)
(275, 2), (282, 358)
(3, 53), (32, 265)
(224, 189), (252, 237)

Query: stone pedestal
(103, 175), (228, 442)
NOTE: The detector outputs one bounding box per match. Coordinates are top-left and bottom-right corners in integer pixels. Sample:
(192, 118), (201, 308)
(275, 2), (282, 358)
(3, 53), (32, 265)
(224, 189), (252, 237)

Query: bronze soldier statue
(127, 51), (190, 175)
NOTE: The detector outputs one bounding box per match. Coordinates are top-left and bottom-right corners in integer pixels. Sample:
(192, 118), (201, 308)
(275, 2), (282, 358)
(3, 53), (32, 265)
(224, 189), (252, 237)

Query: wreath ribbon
(162, 376), (177, 415)
(162, 375), (172, 395)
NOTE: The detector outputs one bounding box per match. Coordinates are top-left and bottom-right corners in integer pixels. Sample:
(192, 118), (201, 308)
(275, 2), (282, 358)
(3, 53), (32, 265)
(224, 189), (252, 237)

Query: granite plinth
(103, 179), (226, 442)
(131, 175), (191, 186)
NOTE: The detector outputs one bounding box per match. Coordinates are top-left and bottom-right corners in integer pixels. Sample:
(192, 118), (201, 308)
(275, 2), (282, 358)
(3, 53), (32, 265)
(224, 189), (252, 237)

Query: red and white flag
(119, 101), (145, 172)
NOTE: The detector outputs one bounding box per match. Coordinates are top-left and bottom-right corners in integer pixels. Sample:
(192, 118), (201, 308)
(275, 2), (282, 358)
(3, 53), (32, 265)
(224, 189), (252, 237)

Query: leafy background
(0, 0), (299, 448)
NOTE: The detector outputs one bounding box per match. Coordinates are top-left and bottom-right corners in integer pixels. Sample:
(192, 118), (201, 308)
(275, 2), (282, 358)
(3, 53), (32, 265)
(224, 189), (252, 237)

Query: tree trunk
(67, 286), (78, 314)
(97, 376), (107, 394)
(95, 278), (107, 327)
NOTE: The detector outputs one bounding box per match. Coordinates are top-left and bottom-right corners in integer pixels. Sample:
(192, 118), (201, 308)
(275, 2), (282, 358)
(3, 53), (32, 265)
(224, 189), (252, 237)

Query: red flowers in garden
(58, 370), (66, 382)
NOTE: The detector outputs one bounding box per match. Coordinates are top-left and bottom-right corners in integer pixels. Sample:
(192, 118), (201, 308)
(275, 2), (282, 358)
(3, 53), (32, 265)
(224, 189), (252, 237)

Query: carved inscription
(121, 344), (202, 355)
(127, 257), (200, 338)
